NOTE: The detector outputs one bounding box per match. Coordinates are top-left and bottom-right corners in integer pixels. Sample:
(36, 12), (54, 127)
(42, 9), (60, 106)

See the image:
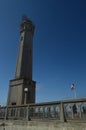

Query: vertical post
(74, 89), (77, 99)
(38, 107), (40, 118)
(24, 93), (27, 104)
(79, 104), (82, 119)
(53, 105), (56, 118)
(24, 88), (28, 104)
(26, 105), (29, 120)
(71, 104), (74, 119)
(26, 105), (31, 121)
(60, 102), (66, 122)
(5, 106), (8, 120)
(43, 106), (45, 119)
(15, 107), (17, 119)
(17, 107), (20, 120)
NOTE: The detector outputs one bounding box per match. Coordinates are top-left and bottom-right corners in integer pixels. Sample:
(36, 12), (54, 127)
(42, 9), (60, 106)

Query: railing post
(5, 106), (8, 120)
(79, 104), (82, 118)
(60, 102), (66, 122)
(71, 104), (74, 119)
(17, 107), (20, 120)
(43, 106), (45, 119)
(26, 105), (28, 120)
(15, 107), (17, 119)
(26, 105), (31, 121)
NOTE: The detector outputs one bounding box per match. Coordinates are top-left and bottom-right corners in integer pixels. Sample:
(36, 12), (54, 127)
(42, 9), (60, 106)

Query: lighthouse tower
(7, 17), (36, 105)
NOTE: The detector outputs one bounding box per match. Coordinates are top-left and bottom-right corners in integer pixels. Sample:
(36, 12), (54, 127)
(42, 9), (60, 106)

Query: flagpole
(74, 88), (77, 99)
(70, 83), (77, 99)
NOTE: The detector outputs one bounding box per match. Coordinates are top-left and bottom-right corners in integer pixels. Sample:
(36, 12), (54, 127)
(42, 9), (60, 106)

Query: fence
(0, 98), (86, 122)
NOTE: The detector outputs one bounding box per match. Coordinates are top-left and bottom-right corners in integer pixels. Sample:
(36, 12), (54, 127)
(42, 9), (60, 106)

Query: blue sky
(0, 0), (86, 105)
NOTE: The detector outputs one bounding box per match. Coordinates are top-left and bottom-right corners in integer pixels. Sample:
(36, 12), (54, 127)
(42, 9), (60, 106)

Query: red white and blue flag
(70, 83), (75, 90)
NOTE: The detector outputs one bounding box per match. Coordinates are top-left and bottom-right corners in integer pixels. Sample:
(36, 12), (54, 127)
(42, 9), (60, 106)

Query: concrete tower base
(7, 79), (36, 105)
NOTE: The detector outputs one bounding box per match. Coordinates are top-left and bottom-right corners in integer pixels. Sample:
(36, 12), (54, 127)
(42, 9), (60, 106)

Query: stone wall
(0, 120), (86, 130)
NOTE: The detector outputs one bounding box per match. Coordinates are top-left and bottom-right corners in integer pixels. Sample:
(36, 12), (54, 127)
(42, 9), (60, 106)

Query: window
(21, 36), (23, 41)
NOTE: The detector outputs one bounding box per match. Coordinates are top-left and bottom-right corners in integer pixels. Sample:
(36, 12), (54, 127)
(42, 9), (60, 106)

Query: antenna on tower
(22, 15), (28, 21)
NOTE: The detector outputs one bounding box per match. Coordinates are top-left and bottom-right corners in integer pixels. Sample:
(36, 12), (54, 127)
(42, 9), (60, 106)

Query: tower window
(21, 36), (23, 41)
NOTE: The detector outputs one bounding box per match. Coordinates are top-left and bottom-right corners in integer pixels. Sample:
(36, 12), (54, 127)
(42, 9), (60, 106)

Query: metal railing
(0, 98), (86, 122)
